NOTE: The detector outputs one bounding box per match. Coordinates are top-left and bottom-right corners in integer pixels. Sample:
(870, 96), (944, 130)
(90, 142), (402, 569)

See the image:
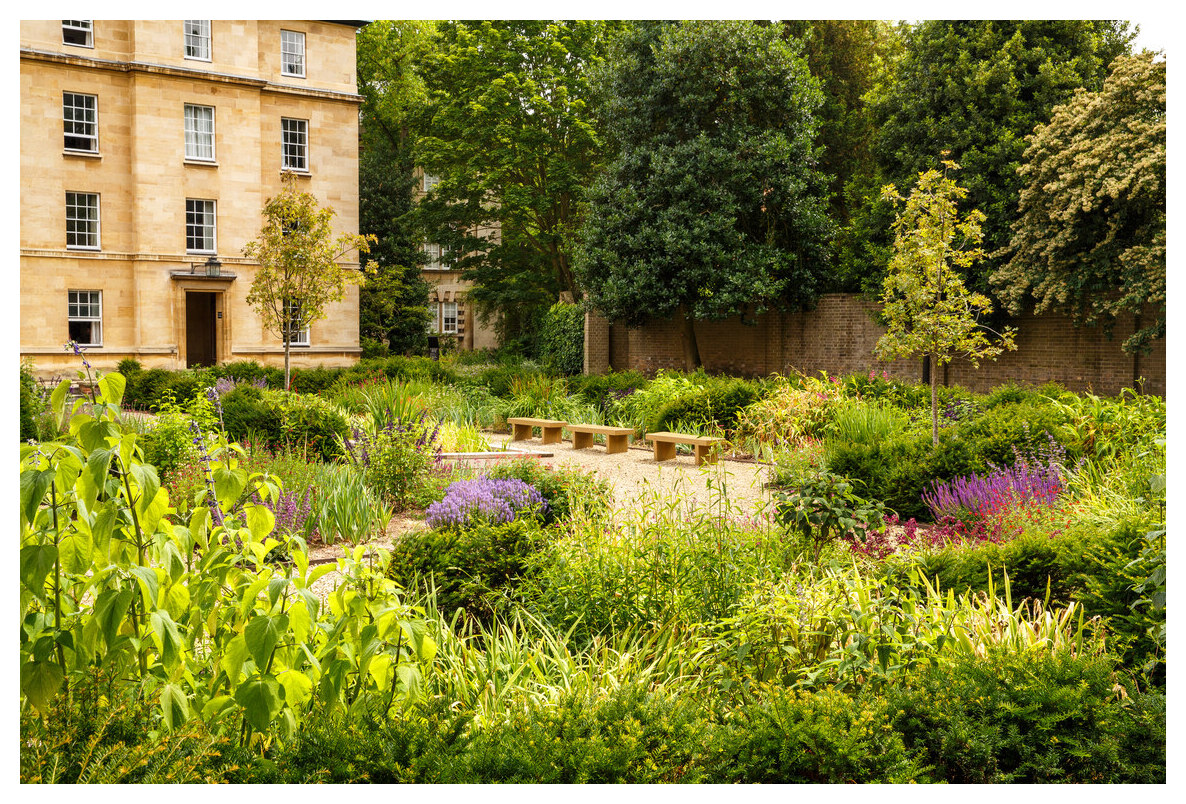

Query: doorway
(185, 291), (218, 367)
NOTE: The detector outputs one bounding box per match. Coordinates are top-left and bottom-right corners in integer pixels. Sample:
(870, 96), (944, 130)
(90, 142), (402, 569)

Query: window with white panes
(423, 242), (451, 271)
(281, 118), (308, 171)
(285, 300), (310, 346)
(184, 104), (215, 161)
(62, 20), (93, 47)
(65, 192), (100, 249)
(184, 20), (211, 60)
(68, 290), (102, 346)
(281, 30), (305, 77)
(63, 92), (98, 152)
(186, 199), (216, 253)
(439, 302), (458, 335)
(422, 173), (440, 192)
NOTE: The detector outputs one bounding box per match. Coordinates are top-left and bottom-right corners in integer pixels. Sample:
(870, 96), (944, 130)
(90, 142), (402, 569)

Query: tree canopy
(243, 173), (373, 388)
(847, 20), (1134, 297)
(576, 21), (833, 370)
(415, 20), (624, 345)
(992, 52), (1165, 354)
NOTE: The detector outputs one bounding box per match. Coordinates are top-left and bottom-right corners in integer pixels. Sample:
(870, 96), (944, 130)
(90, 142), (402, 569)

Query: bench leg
(653, 440), (676, 462)
(541, 426), (562, 445)
(605, 434), (627, 455)
(695, 444), (718, 466)
(511, 423), (531, 441)
(572, 430), (593, 450)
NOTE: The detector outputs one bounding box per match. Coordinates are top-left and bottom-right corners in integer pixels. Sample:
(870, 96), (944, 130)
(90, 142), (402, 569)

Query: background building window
(186, 199), (216, 252)
(184, 104), (215, 161)
(440, 301), (458, 334)
(422, 173), (440, 192)
(65, 192), (100, 249)
(423, 242), (451, 271)
(68, 290), (102, 345)
(285, 300), (310, 346)
(62, 20), (93, 47)
(63, 92), (97, 152)
(281, 118), (308, 171)
(184, 20), (211, 60)
(281, 30), (305, 77)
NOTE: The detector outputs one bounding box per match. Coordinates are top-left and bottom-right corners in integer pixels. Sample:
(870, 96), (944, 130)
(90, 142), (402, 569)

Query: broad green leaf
(128, 463), (162, 519)
(160, 683), (191, 731)
(50, 378), (70, 420)
(129, 565), (161, 609)
(92, 587), (134, 648)
(163, 582), (191, 621)
(58, 531), (93, 575)
(150, 610), (184, 673)
(20, 660), (64, 714)
(245, 503), (276, 542)
(276, 668), (314, 708)
(98, 372), (126, 407)
(221, 633), (249, 683)
(19, 545), (57, 598)
(244, 614), (288, 670)
(234, 674), (283, 733)
(20, 468), (55, 529)
(213, 466), (247, 509)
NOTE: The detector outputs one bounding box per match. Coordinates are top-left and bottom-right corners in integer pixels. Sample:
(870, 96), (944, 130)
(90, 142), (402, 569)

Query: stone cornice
(20, 48), (362, 104)
(20, 248), (361, 269)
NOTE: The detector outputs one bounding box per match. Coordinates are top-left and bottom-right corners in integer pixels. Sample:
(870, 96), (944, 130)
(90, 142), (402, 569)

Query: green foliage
(494, 373), (600, 426)
(388, 518), (549, 626)
(883, 651), (1165, 783)
(874, 159), (1016, 442)
(711, 687), (923, 782)
(139, 400), (199, 476)
(417, 21), (624, 342)
(578, 20), (833, 369)
(346, 414), (444, 511)
(274, 392), (349, 462)
(994, 53), (1165, 354)
(825, 400), (908, 445)
(652, 378), (760, 435)
(775, 471), (887, 562)
(567, 369), (649, 413)
(485, 458), (612, 526)
(309, 464), (390, 547)
(538, 301), (585, 376)
(220, 385), (283, 447)
(855, 20), (1134, 295)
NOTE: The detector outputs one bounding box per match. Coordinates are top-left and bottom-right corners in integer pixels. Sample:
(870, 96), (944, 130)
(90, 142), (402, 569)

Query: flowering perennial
(922, 462), (1063, 523)
(425, 477), (546, 530)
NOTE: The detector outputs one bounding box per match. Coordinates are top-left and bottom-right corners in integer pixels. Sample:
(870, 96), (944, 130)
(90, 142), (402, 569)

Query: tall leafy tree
(874, 159), (1016, 443)
(576, 21), (832, 370)
(415, 21), (624, 345)
(243, 173), (374, 389)
(356, 21), (435, 354)
(848, 20), (1134, 297)
(992, 52), (1165, 354)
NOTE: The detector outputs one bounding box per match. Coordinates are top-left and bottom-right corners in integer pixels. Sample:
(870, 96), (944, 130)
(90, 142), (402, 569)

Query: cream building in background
(20, 19), (366, 378)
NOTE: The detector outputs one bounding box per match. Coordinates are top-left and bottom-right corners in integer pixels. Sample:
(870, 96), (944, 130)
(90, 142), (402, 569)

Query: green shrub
(288, 365), (343, 395)
(568, 369), (650, 413)
(139, 401), (199, 475)
(124, 367), (171, 410)
(652, 378), (760, 434)
(388, 518), (549, 625)
(709, 687), (924, 783)
(220, 385), (283, 446)
(537, 301), (585, 376)
(484, 458), (612, 525)
(884, 651), (1166, 783)
(347, 413), (445, 511)
(212, 360), (283, 388)
(115, 358), (142, 376)
(275, 392), (350, 461)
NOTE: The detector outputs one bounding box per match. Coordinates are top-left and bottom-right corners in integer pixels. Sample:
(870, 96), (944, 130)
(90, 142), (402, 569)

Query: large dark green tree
(845, 20), (1134, 298)
(576, 21), (833, 370)
(415, 20), (624, 347)
(356, 21), (435, 355)
(992, 52), (1165, 354)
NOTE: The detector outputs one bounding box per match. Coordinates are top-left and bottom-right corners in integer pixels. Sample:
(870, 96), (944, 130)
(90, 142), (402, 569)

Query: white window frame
(184, 104), (215, 162)
(423, 242), (451, 271)
(440, 301), (458, 335)
(285, 300), (310, 346)
(280, 29), (305, 77)
(68, 290), (103, 346)
(185, 199), (217, 254)
(422, 173), (440, 193)
(63, 92), (98, 153)
(281, 117), (308, 172)
(184, 20), (211, 61)
(65, 192), (100, 250)
(62, 20), (93, 48)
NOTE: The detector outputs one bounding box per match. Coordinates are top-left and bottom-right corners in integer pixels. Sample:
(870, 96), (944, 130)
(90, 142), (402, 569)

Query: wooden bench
(644, 431), (725, 466)
(507, 417), (567, 445)
(567, 424), (635, 455)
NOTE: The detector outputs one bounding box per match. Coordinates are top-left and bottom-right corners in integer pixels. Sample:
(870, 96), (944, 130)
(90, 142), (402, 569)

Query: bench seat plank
(643, 431), (724, 466)
(568, 423), (634, 454)
(506, 417), (568, 445)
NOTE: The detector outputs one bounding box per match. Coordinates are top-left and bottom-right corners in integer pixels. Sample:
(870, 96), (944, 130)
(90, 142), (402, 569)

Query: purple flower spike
(425, 477), (546, 530)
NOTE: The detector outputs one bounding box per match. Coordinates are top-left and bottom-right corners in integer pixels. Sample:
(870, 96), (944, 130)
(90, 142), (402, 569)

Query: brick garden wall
(587, 294), (1165, 396)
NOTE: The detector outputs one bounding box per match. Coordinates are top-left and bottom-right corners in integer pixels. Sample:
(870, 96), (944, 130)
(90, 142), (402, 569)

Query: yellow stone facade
(20, 20), (365, 379)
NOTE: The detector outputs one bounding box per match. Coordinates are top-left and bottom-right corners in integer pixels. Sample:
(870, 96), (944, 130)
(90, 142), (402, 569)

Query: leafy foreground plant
(774, 470), (887, 562)
(20, 371), (435, 748)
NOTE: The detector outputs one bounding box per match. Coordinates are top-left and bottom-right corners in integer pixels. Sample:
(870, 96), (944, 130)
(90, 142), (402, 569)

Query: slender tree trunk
(930, 352), (939, 445)
(677, 304), (702, 371)
(284, 342), (292, 391)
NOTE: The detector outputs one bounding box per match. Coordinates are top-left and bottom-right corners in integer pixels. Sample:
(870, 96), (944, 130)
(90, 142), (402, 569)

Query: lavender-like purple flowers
(922, 461), (1063, 521)
(425, 477), (546, 530)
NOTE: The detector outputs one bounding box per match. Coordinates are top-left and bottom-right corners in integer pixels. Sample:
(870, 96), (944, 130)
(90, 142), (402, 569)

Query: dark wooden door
(186, 292), (217, 367)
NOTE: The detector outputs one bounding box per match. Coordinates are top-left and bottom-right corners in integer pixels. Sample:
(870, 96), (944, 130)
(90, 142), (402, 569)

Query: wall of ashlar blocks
(20, 20), (364, 379)
(586, 294), (1165, 396)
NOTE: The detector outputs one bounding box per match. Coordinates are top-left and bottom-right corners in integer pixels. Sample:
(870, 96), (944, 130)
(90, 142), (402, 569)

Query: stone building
(415, 170), (500, 352)
(20, 19), (366, 378)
